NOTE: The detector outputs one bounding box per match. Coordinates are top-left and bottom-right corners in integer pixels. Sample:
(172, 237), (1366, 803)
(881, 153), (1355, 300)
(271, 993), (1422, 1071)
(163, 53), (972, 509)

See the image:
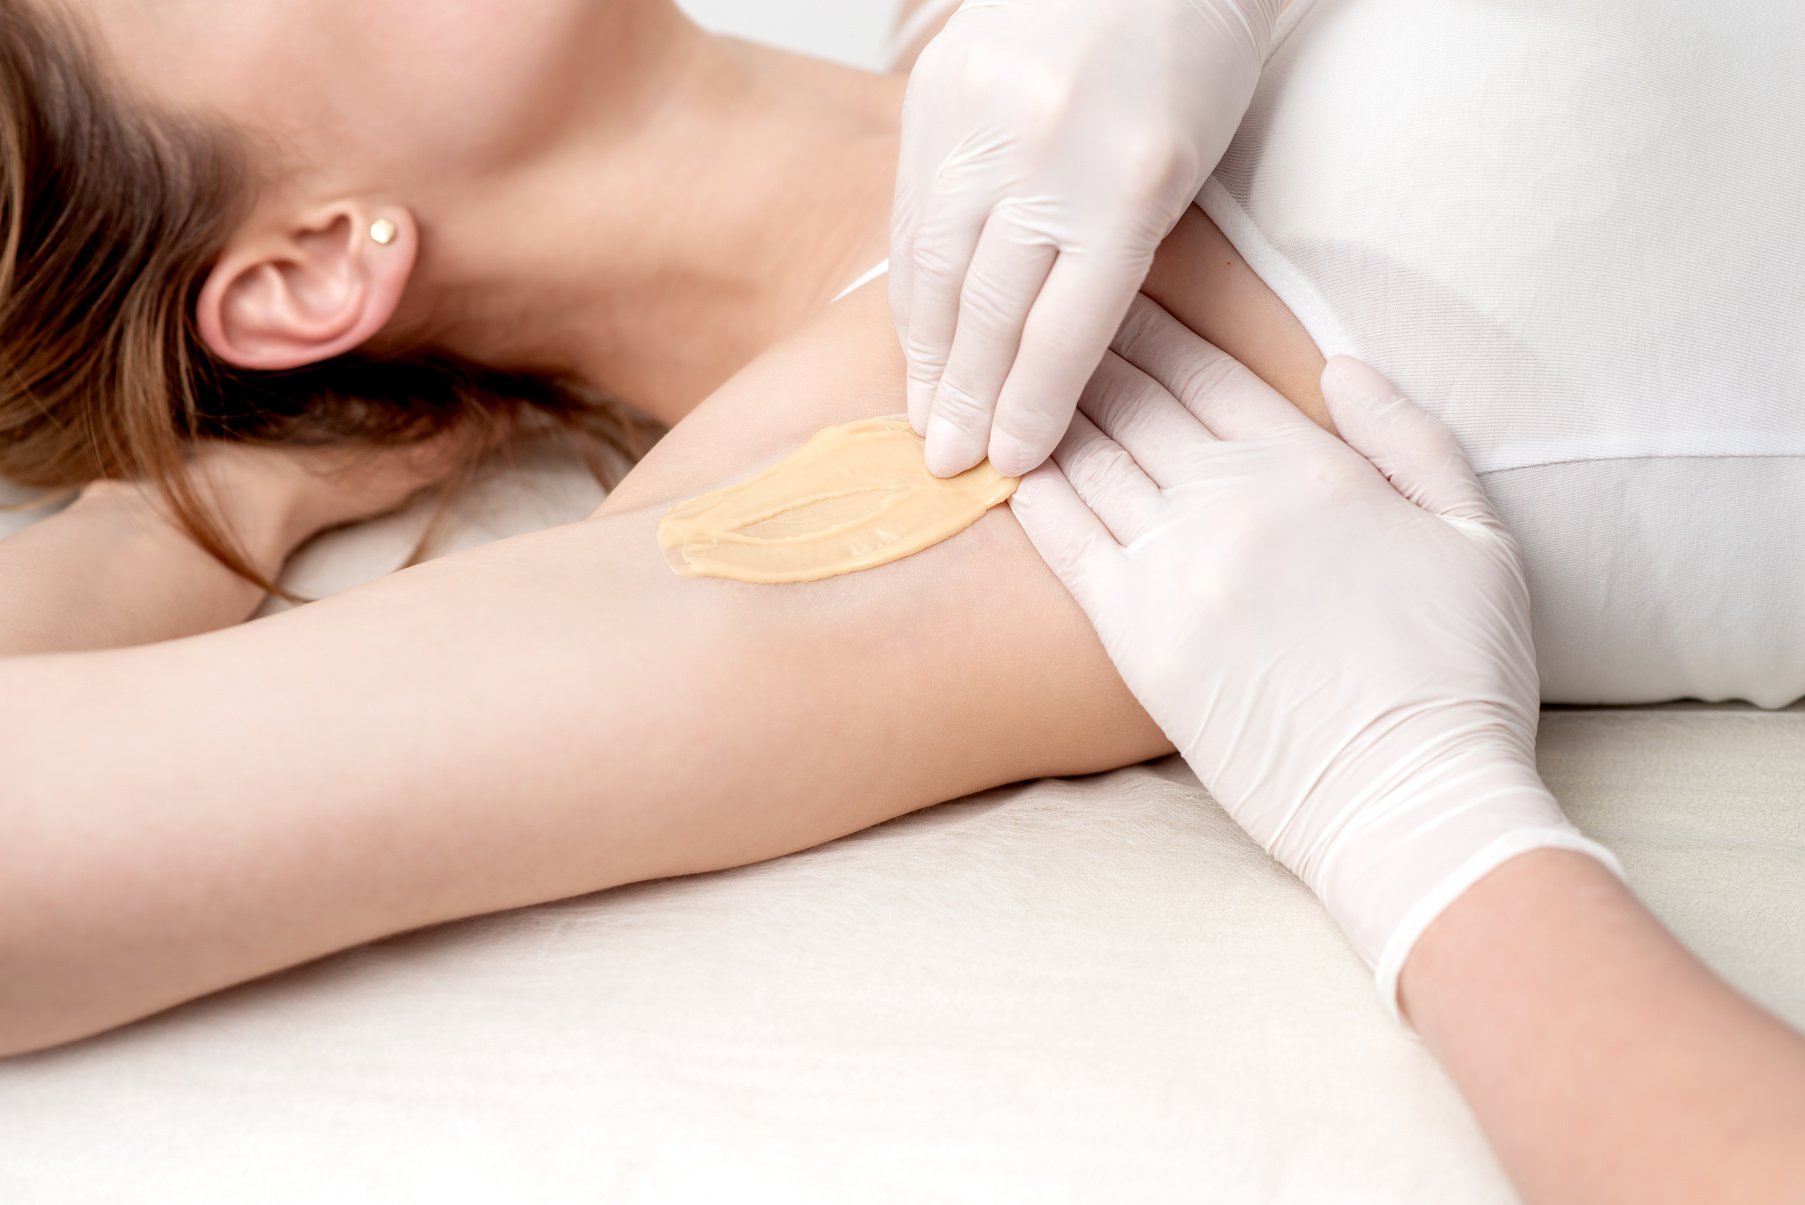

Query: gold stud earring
(369, 218), (399, 246)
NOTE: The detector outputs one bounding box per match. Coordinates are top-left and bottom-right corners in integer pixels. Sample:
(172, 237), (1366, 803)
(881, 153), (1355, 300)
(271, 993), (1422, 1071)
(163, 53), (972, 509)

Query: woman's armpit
(595, 284), (915, 517)
(607, 205), (1324, 522)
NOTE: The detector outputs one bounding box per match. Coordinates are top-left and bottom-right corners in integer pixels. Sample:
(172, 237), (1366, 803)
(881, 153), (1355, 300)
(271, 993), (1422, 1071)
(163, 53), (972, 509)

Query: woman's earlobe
(195, 205), (418, 372)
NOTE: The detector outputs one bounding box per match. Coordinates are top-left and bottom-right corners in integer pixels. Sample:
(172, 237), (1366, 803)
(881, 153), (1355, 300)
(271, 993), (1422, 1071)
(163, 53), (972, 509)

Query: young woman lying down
(1, 0), (1800, 1119)
(0, 0), (1284, 1044)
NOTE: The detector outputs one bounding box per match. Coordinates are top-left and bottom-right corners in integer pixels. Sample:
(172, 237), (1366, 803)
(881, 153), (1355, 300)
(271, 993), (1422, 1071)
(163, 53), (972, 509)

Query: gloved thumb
(1319, 356), (1496, 526)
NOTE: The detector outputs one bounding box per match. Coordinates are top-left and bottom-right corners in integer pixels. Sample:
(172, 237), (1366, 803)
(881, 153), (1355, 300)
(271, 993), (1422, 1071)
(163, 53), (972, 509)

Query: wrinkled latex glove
(892, 0), (1281, 479)
(1010, 299), (1622, 1017)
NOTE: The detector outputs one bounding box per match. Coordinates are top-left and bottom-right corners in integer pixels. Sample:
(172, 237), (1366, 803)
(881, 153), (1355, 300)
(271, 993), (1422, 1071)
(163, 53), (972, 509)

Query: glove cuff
(1372, 826), (1626, 1033)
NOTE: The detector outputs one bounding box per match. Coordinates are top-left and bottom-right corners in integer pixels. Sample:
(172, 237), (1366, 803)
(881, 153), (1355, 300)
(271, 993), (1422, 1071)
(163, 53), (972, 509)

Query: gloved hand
(1010, 299), (1621, 1017)
(892, 0), (1282, 479)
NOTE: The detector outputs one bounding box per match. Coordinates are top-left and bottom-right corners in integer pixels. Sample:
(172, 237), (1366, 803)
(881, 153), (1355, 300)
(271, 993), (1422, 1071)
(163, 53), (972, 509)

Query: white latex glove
(892, 0), (1281, 479)
(1010, 299), (1622, 1017)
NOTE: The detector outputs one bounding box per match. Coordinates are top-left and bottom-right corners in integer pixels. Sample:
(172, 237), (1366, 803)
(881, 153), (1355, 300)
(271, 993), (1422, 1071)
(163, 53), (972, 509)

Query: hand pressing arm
(1012, 297), (1805, 1203)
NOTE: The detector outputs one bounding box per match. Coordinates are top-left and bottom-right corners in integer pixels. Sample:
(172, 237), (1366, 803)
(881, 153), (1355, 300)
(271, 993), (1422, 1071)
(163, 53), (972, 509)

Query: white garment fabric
(1202, 0), (1805, 706)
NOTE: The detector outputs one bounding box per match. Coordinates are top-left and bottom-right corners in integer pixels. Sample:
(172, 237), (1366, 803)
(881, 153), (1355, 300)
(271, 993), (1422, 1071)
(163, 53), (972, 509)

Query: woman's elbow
(0, 846), (145, 1058)
(0, 925), (153, 1059)
(0, 947), (89, 1059)
(0, 914), (91, 1058)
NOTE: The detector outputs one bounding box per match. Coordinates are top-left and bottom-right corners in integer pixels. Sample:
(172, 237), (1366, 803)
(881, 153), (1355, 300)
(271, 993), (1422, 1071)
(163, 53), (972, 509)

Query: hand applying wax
(891, 0), (1283, 478)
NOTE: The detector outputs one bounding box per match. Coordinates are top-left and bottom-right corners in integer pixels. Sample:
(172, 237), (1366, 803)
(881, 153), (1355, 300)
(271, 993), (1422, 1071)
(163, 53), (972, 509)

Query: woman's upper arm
(0, 281), (1162, 1049)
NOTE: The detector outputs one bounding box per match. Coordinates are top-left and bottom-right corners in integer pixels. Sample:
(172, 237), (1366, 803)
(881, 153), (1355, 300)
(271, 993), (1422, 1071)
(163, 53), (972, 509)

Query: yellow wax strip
(657, 416), (1018, 584)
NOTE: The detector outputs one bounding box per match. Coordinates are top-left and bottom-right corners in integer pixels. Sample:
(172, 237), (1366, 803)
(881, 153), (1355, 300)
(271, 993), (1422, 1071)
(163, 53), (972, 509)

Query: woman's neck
(418, 29), (903, 425)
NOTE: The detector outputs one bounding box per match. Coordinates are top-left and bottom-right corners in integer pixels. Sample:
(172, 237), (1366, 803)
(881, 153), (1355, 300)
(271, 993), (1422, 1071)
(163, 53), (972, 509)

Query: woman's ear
(195, 204), (418, 371)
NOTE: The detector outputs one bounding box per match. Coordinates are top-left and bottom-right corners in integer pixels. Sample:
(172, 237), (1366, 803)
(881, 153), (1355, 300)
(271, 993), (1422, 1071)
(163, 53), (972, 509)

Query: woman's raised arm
(0, 281), (1168, 1055)
(0, 204), (1321, 1054)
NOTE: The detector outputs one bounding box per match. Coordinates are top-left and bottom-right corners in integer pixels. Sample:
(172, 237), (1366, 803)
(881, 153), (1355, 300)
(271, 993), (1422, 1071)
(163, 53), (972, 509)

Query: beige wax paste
(658, 417), (1018, 584)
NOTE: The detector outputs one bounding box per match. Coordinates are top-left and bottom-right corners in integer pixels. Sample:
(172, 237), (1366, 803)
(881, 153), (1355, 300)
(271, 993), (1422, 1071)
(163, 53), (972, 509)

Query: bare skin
(1405, 851), (1805, 1204)
(70, 0), (902, 423)
(4, 1), (1802, 1201)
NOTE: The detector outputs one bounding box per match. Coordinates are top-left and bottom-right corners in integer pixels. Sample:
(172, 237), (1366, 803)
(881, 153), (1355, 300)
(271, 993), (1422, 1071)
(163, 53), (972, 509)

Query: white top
(1204, 0), (1805, 705)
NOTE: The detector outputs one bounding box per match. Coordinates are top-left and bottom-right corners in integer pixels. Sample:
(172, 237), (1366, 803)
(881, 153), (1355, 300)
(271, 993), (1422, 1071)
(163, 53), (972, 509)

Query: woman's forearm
(0, 483), (286, 656)
(1402, 850), (1805, 1204)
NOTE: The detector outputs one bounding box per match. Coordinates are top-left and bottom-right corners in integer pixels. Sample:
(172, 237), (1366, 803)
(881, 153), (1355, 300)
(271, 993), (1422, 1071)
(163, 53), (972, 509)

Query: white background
(676, 0), (899, 69)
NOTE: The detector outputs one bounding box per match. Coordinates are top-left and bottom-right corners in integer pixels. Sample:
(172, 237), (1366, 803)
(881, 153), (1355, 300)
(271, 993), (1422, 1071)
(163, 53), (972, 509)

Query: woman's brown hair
(0, 1), (654, 589)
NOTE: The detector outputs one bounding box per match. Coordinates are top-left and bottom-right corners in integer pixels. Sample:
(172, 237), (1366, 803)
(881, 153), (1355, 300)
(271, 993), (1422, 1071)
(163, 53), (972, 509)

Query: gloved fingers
(1078, 350), (1218, 489)
(886, 73), (944, 341)
(1049, 411), (1164, 546)
(887, 215), (922, 348)
(923, 211), (1059, 478)
(1113, 296), (1326, 443)
(887, 202), (919, 339)
(900, 189), (992, 437)
(1009, 463), (1122, 617)
(1319, 356), (1499, 527)
(887, 112), (921, 325)
(987, 248), (1150, 477)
